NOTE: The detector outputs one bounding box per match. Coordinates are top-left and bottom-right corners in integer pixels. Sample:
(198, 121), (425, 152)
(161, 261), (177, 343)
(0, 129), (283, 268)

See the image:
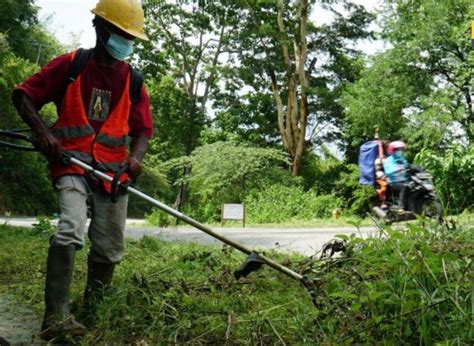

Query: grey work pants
(49, 175), (128, 264)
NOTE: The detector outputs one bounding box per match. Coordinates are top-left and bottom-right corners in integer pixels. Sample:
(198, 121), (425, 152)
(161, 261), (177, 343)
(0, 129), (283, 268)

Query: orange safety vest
(49, 51), (131, 192)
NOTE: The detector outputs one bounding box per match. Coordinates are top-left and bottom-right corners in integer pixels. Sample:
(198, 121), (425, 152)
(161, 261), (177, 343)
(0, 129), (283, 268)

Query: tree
(0, 1), (62, 215)
(0, 53), (57, 214)
(340, 49), (432, 160)
(0, 0), (61, 65)
(215, 0), (373, 174)
(138, 0), (240, 210)
(341, 0), (473, 160)
(381, 0), (474, 144)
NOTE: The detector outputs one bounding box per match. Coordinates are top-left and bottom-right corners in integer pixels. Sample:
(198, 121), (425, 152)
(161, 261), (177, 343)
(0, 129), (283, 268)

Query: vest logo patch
(88, 88), (111, 121)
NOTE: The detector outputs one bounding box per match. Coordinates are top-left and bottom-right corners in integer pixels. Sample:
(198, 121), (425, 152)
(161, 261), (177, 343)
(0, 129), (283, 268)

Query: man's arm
(126, 134), (149, 179)
(11, 89), (63, 162)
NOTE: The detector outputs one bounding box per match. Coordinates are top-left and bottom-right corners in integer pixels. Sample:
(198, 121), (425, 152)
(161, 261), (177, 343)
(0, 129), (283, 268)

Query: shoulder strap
(67, 48), (94, 84)
(129, 66), (144, 104)
(68, 48), (144, 104)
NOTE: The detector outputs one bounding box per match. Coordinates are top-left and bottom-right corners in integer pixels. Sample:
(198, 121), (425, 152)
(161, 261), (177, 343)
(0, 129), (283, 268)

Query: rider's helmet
(387, 141), (406, 155)
(91, 0), (148, 40)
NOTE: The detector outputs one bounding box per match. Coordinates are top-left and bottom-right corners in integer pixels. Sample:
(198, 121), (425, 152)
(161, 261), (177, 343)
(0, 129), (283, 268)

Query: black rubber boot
(83, 255), (116, 309)
(39, 245), (87, 341)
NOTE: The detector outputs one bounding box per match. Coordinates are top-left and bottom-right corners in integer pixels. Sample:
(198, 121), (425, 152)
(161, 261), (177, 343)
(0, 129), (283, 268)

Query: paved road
(1, 217), (376, 256)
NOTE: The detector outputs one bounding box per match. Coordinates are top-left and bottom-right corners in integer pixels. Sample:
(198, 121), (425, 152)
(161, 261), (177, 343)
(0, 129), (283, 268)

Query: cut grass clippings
(0, 218), (472, 344)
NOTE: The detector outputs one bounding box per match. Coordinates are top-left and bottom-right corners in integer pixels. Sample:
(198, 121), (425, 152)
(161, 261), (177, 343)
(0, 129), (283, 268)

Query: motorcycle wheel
(420, 200), (443, 223)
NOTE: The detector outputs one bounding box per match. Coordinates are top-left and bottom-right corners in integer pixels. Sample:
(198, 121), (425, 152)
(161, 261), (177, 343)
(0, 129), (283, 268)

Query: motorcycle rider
(383, 141), (409, 209)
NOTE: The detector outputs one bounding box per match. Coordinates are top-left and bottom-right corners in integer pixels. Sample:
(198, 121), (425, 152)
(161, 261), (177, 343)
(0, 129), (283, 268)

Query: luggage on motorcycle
(358, 141), (379, 186)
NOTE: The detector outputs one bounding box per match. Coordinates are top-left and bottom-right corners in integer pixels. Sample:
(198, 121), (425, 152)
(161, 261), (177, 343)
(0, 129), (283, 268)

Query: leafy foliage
(415, 144), (474, 214)
(213, 1), (374, 173)
(127, 165), (170, 218)
(0, 53), (57, 215)
(301, 151), (376, 217)
(333, 163), (377, 216)
(381, 0), (473, 142)
(165, 141), (290, 222)
(245, 185), (345, 223)
(0, 0), (61, 65)
(342, 0), (473, 160)
(341, 49), (431, 156)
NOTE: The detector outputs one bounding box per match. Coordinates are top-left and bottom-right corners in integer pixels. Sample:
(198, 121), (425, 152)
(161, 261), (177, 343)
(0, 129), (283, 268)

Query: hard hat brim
(91, 9), (149, 41)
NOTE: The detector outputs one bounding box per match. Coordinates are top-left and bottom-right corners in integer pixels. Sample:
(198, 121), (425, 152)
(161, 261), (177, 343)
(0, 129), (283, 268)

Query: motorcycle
(372, 165), (442, 224)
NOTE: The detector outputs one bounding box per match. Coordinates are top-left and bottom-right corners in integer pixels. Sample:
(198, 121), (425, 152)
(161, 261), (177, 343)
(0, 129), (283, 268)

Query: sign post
(221, 203), (245, 227)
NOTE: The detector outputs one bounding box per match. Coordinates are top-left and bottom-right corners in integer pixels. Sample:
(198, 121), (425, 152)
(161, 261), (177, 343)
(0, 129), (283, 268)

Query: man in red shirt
(12, 0), (152, 340)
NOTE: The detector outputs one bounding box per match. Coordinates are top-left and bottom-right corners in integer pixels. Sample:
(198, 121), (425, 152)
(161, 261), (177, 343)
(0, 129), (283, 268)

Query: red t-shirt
(16, 51), (153, 138)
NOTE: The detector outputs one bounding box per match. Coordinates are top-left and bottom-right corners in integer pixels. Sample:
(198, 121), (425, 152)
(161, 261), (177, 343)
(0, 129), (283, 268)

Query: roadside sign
(221, 203), (245, 227)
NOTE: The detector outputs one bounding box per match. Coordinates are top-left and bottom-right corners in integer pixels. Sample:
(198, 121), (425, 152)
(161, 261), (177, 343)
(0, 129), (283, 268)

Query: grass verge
(0, 218), (472, 344)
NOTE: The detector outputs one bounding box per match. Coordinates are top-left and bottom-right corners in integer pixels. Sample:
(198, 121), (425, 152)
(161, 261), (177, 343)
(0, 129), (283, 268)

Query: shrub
(165, 141), (291, 223)
(147, 208), (173, 227)
(245, 185), (345, 223)
(334, 164), (376, 216)
(415, 144), (474, 214)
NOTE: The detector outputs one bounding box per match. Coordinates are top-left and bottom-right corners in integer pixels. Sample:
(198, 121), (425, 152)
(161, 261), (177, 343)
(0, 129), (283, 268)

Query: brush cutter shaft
(69, 157), (304, 282)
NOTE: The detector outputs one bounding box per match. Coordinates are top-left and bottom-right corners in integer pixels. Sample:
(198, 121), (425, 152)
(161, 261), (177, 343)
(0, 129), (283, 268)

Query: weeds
(0, 218), (472, 344)
(31, 216), (55, 235)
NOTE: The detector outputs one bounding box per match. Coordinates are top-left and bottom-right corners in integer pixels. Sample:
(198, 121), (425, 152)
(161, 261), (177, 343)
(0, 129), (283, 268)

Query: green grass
(0, 217), (472, 344)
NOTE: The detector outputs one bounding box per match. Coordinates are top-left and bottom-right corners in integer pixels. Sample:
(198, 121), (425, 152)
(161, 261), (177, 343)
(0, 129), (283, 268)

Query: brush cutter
(0, 130), (308, 286)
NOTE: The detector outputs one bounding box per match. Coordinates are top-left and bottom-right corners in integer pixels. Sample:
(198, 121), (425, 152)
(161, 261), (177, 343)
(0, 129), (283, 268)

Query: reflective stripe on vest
(96, 133), (127, 147)
(51, 124), (95, 139)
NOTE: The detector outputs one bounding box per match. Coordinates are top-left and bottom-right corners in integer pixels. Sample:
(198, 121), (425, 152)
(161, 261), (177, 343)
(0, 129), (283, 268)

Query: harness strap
(67, 48), (144, 104)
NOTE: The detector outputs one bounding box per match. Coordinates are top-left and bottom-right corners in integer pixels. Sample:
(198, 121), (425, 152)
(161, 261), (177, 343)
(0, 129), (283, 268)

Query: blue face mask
(105, 32), (134, 61)
(393, 150), (404, 158)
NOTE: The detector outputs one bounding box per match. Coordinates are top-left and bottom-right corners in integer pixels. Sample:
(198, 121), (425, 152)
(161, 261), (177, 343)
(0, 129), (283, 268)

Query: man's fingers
(126, 159), (143, 179)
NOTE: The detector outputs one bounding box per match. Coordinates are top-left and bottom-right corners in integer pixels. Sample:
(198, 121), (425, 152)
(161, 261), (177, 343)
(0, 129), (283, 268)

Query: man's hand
(34, 131), (63, 163)
(12, 90), (63, 162)
(125, 156), (143, 180)
(126, 134), (149, 180)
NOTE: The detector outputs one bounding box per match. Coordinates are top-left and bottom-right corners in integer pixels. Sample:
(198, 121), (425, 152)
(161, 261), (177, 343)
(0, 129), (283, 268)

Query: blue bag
(358, 141), (379, 186)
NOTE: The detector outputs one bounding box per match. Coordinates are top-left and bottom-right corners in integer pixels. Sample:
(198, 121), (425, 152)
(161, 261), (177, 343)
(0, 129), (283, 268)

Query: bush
(165, 141), (291, 223)
(245, 185), (345, 223)
(415, 144), (474, 214)
(334, 164), (376, 216)
(146, 208), (173, 227)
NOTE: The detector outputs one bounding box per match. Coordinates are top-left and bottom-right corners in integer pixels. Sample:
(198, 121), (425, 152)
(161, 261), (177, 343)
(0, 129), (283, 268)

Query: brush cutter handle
(67, 156), (304, 282)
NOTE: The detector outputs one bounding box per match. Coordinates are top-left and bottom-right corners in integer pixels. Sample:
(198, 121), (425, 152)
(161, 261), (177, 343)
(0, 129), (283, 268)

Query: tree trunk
(174, 98), (198, 212)
(272, 0), (310, 176)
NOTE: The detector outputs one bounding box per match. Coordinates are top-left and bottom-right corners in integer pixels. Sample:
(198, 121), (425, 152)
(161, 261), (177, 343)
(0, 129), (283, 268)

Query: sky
(37, 0), (98, 49)
(37, 0), (387, 54)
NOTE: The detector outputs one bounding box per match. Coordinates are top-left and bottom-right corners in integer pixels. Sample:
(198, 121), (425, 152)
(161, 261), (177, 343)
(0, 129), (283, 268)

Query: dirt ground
(0, 294), (40, 345)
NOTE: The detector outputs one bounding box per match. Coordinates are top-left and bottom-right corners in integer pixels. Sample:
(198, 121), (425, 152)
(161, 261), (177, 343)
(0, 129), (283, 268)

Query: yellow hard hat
(91, 0), (148, 41)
